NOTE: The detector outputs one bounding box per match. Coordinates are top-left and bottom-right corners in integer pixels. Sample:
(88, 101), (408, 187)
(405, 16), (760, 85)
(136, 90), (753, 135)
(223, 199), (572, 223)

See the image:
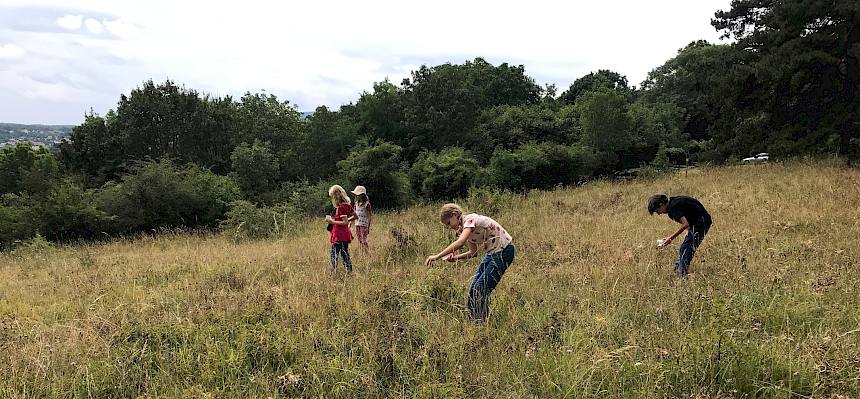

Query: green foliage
(98, 159), (238, 234)
(712, 0), (860, 158)
(289, 106), (361, 181)
(641, 41), (742, 142)
(488, 143), (606, 192)
(337, 141), (410, 209)
(10, 233), (53, 257)
(57, 112), (125, 185)
(399, 58), (542, 157)
(473, 104), (573, 160)
(409, 147), (482, 201)
(559, 69), (631, 105)
(219, 200), (293, 241)
(229, 140), (280, 200)
(0, 142), (59, 196)
(0, 194), (38, 250)
(575, 90), (632, 168)
(32, 178), (112, 242)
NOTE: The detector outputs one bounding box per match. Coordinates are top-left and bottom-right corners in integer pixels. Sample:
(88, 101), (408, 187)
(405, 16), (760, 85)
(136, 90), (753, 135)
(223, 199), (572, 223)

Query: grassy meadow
(1, 161), (859, 398)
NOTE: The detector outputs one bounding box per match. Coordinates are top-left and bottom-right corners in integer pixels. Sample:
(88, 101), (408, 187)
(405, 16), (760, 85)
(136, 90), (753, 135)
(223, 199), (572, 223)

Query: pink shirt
(330, 203), (354, 243)
(461, 213), (513, 255)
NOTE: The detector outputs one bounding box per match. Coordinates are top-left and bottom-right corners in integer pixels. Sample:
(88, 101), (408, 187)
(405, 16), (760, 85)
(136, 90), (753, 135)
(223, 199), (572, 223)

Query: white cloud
(1, 0), (734, 124)
(84, 18), (104, 34)
(0, 43), (26, 59)
(56, 14), (83, 30)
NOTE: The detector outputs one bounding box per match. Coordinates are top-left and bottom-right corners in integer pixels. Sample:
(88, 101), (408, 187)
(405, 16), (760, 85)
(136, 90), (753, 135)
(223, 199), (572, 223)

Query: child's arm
(425, 228), (473, 266)
(661, 216), (689, 246)
(325, 215), (350, 226)
(448, 242), (478, 261)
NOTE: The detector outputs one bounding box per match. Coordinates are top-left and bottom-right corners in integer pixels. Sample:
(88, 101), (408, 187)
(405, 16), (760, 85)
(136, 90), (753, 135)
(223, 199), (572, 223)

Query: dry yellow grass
(1, 161), (859, 398)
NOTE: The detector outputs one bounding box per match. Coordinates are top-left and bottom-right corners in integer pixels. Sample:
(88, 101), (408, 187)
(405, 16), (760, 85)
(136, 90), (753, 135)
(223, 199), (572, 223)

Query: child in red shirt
(325, 185), (355, 273)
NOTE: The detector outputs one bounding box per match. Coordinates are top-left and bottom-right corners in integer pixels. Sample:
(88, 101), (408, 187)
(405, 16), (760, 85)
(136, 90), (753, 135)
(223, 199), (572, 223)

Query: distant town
(0, 123), (74, 149)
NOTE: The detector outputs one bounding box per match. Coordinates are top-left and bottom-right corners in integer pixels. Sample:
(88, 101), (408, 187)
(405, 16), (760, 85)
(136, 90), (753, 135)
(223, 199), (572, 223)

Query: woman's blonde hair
(439, 203), (463, 223)
(328, 185), (351, 208)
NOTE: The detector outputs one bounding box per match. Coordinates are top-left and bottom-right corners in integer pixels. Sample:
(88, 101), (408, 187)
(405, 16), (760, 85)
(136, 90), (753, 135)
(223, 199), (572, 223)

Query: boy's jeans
(675, 224), (710, 276)
(468, 244), (515, 321)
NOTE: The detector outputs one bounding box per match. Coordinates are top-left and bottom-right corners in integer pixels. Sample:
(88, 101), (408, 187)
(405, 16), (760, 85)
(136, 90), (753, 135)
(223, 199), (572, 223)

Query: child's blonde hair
(439, 203), (463, 223)
(328, 185), (351, 208)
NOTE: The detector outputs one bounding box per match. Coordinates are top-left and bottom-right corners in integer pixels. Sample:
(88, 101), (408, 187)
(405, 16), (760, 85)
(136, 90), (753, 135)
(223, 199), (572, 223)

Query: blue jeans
(675, 224), (710, 276)
(330, 242), (353, 272)
(468, 244), (515, 321)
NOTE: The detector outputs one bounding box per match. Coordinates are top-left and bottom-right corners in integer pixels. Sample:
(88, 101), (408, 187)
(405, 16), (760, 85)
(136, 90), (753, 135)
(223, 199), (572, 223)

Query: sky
(0, 0), (732, 125)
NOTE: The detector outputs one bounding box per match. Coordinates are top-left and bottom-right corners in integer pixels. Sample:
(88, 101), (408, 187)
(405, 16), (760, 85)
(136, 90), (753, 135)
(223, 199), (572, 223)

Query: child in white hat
(351, 185), (373, 253)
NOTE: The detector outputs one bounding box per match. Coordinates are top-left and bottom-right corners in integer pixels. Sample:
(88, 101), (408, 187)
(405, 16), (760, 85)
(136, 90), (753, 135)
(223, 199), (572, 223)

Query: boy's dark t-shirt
(667, 196), (712, 227)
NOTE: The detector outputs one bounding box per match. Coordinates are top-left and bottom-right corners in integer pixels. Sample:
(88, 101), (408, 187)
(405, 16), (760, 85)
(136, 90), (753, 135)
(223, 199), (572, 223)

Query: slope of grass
(1, 161), (859, 398)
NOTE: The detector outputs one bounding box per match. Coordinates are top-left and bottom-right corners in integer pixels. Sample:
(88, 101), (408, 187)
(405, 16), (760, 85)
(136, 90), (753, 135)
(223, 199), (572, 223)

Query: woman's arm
(425, 228), (472, 266)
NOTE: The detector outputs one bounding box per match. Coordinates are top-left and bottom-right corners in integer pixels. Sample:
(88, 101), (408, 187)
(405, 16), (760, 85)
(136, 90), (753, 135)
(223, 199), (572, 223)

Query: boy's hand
(659, 236), (673, 247)
(446, 253), (457, 262)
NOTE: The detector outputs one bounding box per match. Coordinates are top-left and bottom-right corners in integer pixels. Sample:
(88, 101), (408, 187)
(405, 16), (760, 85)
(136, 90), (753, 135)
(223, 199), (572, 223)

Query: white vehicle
(742, 153), (769, 163)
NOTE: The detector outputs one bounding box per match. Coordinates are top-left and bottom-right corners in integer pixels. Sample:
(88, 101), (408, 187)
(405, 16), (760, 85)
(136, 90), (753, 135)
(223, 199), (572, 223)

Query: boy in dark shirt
(648, 194), (713, 276)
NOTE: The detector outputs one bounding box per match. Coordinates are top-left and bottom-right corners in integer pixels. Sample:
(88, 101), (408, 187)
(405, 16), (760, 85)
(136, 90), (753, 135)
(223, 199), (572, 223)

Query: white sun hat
(351, 185), (367, 195)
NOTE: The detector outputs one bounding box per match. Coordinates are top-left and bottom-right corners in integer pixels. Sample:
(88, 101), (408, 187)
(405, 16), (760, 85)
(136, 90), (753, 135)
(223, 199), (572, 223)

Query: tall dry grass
(1, 160), (859, 398)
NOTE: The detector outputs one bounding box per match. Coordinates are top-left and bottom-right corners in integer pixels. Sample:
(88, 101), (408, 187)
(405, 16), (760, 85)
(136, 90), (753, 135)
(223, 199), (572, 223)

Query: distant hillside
(0, 122), (74, 148)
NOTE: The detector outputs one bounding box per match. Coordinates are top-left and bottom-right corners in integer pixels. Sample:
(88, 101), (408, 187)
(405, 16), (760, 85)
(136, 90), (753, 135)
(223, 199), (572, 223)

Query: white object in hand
(656, 239), (665, 247)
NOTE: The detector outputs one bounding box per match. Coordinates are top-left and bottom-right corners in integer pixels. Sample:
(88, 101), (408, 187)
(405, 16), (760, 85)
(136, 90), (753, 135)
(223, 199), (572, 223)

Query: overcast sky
(0, 0), (731, 125)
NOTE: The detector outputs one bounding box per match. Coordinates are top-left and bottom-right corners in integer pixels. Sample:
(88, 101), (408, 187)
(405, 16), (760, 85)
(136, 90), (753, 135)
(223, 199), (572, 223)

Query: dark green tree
(713, 0), (860, 160)
(229, 140), (280, 200)
(337, 141), (409, 209)
(559, 70), (631, 105)
(409, 147), (482, 200)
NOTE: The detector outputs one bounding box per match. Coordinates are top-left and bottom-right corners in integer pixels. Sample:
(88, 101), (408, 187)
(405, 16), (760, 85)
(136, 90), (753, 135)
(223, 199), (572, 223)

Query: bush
(488, 143), (607, 192)
(98, 159), (238, 235)
(337, 141), (410, 209)
(185, 165), (242, 226)
(0, 194), (38, 250)
(33, 178), (112, 242)
(409, 148), (483, 201)
(229, 140), (279, 200)
(0, 142), (59, 196)
(219, 200), (293, 241)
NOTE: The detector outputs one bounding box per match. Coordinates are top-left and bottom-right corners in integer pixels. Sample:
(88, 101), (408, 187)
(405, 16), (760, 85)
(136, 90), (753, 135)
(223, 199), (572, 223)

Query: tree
(230, 140), (280, 200)
(0, 142), (59, 196)
(58, 112), (125, 185)
(473, 104), (573, 160)
(713, 0), (860, 160)
(640, 41), (747, 142)
(337, 141), (409, 209)
(559, 70), (631, 105)
(400, 58), (542, 158)
(409, 148), (482, 200)
(576, 90), (631, 157)
(291, 105), (361, 180)
(354, 80), (409, 148)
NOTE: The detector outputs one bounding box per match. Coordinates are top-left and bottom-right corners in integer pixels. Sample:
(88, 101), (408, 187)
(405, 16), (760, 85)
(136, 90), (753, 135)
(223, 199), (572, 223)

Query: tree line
(1, 0), (857, 248)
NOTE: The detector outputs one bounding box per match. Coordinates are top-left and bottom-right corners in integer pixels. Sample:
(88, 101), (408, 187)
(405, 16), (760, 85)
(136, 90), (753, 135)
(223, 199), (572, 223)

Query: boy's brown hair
(647, 194), (669, 215)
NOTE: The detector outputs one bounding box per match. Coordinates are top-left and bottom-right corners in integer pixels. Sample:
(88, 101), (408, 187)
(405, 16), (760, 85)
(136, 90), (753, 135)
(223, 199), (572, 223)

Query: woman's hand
(424, 255), (439, 266)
